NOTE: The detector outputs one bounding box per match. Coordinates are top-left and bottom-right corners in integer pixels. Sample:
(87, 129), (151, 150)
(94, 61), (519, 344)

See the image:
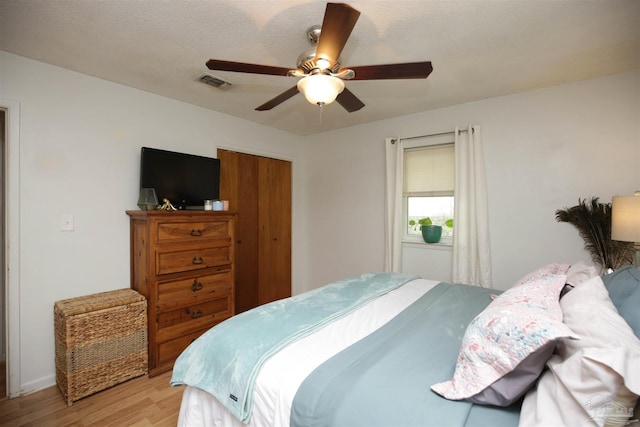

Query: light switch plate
(61, 214), (74, 231)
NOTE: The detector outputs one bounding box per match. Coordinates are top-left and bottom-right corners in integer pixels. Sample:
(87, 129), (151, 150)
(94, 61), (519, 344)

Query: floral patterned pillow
(431, 264), (576, 405)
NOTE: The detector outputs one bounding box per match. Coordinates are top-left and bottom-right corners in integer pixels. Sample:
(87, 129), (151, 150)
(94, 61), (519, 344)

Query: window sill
(402, 238), (453, 251)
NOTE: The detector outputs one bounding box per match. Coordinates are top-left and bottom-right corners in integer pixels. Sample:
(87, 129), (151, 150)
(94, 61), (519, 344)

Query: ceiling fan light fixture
(205, 3), (432, 112)
(297, 74), (345, 106)
(315, 57), (331, 71)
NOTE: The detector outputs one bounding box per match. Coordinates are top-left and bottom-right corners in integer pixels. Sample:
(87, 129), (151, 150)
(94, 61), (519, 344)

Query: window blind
(403, 144), (454, 196)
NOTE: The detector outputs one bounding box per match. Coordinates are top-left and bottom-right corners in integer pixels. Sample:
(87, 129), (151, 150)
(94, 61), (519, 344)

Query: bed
(170, 264), (640, 427)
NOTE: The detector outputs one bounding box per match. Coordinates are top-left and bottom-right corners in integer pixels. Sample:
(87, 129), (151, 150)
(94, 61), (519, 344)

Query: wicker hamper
(54, 288), (148, 405)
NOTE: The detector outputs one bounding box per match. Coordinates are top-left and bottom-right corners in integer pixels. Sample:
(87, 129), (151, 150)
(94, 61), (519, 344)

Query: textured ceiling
(1, 0), (639, 135)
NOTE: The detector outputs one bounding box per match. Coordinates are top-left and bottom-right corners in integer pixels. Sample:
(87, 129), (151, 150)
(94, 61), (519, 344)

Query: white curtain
(384, 137), (403, 272)
(453, 126), (493, 287)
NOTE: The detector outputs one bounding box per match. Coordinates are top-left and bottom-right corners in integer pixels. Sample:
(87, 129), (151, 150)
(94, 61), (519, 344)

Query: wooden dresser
(126, 210), (236, 376)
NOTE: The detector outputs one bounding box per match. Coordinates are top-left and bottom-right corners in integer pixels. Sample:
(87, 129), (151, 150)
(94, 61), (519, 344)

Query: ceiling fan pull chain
(319, 102), (324, 124)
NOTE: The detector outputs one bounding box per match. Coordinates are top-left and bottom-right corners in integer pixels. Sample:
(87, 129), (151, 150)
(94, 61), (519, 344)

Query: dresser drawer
(156, 244), (231, 276)
(155, 220), (230, 243)
(156, 294), (233, 339)
(156, 328), (209, 366)
(157, 269), (233, 307)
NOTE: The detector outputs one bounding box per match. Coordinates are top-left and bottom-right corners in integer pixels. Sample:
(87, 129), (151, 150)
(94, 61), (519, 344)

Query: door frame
(1, 98), (21, 398)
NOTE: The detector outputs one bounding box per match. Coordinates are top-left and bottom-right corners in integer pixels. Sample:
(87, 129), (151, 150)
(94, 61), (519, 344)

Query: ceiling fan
(205, 2), (433, 112)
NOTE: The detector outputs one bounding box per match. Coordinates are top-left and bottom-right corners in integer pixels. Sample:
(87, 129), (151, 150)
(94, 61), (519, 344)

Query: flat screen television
(140, 147), (220, 209)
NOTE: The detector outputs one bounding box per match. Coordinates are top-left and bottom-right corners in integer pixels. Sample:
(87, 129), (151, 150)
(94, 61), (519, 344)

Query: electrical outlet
(61, 214), (74, 231)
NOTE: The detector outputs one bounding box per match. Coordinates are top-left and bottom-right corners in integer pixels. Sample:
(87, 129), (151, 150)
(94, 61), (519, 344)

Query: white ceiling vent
(198, 74), (233, 89)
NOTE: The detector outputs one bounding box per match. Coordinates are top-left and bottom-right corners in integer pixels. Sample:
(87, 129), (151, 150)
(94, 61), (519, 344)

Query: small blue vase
(422, 225), (442, 243)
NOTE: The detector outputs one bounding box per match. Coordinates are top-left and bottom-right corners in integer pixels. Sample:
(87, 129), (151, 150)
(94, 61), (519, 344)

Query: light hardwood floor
(0, 370), (183, 427)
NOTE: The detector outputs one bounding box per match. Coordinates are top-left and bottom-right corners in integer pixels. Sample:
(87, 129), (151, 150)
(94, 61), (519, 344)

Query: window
(403, 137), (455, 243)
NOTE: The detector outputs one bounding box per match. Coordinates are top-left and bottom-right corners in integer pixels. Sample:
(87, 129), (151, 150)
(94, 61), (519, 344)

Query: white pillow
(519, 276), (640, 427)
(566, 260), (598, 288)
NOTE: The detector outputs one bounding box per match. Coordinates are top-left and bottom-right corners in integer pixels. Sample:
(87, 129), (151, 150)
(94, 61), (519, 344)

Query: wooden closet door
(258, 157), (292, 305)
(218, 149), (259, 314)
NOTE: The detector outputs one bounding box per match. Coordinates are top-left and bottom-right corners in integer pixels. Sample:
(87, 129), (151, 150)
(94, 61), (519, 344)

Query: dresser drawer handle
(192, 257), (204, 265)
(191, 280), (203, 292)
(190, 309), (203, 319)
(190, 229), (203, 237)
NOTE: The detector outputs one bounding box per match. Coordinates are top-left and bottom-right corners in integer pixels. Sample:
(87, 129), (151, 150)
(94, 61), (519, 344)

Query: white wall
(303, 70), (640, 292)
(0, 51), (307, 394)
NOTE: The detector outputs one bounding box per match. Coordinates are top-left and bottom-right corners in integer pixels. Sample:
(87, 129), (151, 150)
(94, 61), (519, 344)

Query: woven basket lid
(55, 289), (145, 316)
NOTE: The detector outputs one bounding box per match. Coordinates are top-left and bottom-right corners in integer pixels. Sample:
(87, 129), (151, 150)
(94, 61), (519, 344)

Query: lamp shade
(611, 194), (640, 242)
(297, 74), (345, 105)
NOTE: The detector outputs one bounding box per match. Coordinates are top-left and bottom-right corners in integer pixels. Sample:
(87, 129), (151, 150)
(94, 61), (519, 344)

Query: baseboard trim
(17, 374), (56, 397)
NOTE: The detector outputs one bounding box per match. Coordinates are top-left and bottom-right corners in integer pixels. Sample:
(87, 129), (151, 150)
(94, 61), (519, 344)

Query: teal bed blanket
(290, 282), (521, 427)
(170, 272), (419, 423)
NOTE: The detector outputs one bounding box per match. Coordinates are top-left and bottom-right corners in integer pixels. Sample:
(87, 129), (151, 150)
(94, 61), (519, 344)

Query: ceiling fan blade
(207, 59), (293, 77)
(255, 86), (300, 111)
(315, 3), (361, 68)
(346, 62), (433, 80)
(336, 87), (365, 112)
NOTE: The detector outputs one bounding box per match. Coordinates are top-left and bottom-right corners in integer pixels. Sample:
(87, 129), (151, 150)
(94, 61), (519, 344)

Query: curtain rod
(392, 127), (472, 144)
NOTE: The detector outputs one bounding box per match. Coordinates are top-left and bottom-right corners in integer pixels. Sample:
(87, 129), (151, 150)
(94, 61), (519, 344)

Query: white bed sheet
(177, 278), (440, 427)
